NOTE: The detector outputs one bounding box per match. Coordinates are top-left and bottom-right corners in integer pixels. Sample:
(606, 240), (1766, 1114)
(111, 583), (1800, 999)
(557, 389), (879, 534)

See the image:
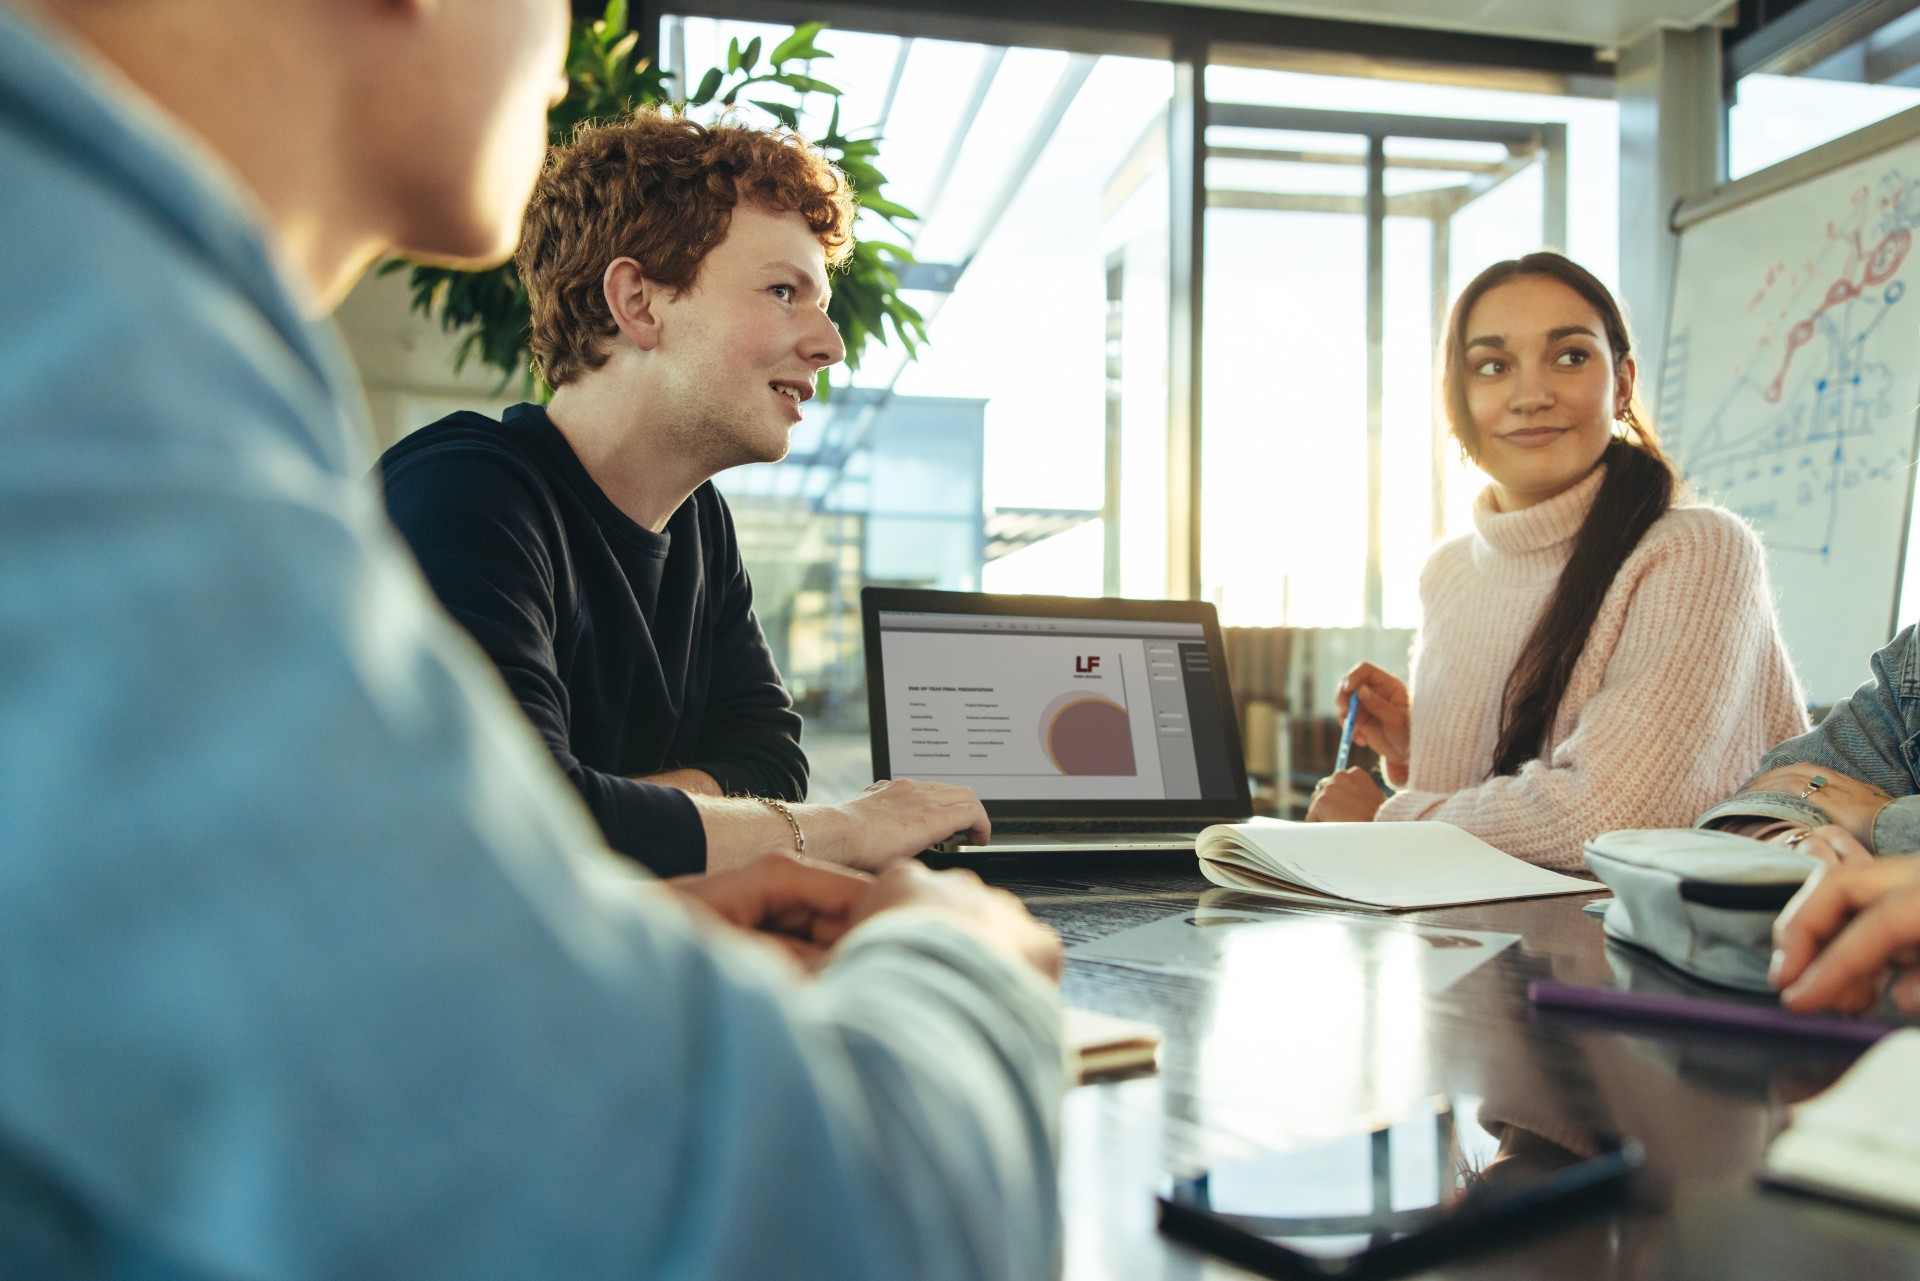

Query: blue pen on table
(1334, 693), (1359, 772)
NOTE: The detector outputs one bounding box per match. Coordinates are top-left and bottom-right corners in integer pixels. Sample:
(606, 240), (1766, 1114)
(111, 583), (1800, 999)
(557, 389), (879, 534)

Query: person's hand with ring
(1776, 823), (1875, 869)
(1740, 764), (1893, 851)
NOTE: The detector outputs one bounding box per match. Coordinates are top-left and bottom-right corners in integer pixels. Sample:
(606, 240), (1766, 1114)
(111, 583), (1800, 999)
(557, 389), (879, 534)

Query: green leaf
(771, 72), (842, 96)
(750, 99), (801, 130)
(726, 37), (741, 73)
(835, 158), (885, 188)
(857, 194), (916, 221)
(771, 22), (828, 66)
(393, 12), (918, 392)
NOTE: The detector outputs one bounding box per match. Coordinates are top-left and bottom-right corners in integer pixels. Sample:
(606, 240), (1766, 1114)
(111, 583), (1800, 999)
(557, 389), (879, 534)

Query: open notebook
(1762, 1028), (1920, 1217)
(1197, 818), (1599, 910)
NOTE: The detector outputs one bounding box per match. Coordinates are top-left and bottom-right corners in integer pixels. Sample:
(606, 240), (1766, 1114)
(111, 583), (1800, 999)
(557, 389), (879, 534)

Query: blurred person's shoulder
(0, 4), (352, 465)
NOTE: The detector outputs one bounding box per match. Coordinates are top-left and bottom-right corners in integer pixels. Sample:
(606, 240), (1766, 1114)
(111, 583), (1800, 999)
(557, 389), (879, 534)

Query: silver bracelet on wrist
(758, 797), (806, 856)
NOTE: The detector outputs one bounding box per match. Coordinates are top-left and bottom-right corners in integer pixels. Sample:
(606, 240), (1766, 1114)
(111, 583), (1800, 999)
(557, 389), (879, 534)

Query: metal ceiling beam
(953, 56), (1098, 273)
(911, 48), (1007, 251)
(1725, 0), (1920, 84)
(1209, 145), (1513, 175)
(781, 55), (1099, 507)
(1363, 132), (1386, 629)
(875, 36), (913, 136)
(657, 0), (1615, 80)
(1167, 35), (1206, 601)
(1209, 103), (1550, 146)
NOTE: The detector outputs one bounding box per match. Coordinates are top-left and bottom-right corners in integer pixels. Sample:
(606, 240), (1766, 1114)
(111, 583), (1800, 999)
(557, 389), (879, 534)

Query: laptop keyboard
(992, 820), (1199, 835)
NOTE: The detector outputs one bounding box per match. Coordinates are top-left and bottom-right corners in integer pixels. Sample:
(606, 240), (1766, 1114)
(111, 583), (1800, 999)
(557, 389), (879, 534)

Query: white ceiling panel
(1159, 0), (1736, 50)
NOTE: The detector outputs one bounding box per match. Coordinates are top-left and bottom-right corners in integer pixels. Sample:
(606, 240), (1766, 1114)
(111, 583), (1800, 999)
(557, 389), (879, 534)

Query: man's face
(651, 204), (847, 472)
(370, 0), (571, 266)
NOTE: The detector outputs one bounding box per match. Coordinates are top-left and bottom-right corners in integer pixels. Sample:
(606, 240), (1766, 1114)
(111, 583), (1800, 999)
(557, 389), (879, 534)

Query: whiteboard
(1660, 140), (1920, 704)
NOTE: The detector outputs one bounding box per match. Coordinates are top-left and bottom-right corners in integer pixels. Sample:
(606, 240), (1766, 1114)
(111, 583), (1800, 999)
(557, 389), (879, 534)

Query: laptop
(862, 588), (1254, 855)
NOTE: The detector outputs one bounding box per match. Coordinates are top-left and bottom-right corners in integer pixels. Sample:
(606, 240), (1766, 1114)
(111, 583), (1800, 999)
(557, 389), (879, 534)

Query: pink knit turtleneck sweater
(1374, 466), (1810, 871)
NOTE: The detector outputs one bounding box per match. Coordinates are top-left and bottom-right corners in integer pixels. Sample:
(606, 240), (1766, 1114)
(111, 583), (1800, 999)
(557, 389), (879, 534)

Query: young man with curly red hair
(381, 111), (985, 877)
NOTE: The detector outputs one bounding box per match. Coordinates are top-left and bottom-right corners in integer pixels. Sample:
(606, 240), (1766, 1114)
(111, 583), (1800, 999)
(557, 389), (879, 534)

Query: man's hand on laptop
(850, 861), (1063, 982)
(806, 778), (992, 871)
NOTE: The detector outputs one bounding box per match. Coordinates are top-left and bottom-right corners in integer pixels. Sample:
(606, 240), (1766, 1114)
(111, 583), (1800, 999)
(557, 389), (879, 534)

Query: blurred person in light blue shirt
(0, 2), (1065, 1278)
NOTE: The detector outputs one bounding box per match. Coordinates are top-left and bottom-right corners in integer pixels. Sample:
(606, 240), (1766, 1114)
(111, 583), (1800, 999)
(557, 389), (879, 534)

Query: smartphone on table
(1156, 1097), (1642, 1278)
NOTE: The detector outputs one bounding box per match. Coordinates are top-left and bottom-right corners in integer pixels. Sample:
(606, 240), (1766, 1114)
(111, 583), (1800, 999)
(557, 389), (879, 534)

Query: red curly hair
(516, 108), (854, 387)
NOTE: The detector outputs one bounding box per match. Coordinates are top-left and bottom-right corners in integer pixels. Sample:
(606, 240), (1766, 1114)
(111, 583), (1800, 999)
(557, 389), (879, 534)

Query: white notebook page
(1200, 819), (1595, 909)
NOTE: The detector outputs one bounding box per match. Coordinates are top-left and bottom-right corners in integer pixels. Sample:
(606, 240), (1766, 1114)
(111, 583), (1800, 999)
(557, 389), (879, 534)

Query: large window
(1196, 66), (1618, 628)
(658, 15), (1617, 736)
(1731, 74), (1920, 179)
(1728, 0), (1920, 184)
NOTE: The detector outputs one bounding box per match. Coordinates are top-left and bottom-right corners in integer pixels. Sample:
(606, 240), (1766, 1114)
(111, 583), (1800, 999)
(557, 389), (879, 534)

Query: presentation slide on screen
(880, 629), (1181, 800)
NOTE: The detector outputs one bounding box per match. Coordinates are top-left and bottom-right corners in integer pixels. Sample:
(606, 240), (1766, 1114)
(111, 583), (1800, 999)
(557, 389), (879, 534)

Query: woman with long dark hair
(1306, 252), (1809, 870)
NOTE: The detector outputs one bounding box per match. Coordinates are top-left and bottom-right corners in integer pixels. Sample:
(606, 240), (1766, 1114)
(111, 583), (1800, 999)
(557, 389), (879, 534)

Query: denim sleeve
(1697, 626), (1920, 852)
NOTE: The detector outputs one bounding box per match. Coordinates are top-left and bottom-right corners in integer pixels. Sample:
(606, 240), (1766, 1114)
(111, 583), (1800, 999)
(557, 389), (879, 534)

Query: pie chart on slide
(1039, 694), (1136, 776)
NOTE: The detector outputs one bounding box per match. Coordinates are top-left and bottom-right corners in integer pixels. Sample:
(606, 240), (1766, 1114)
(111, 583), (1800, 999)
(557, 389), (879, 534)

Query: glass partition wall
(657, 13), (1617, 773)
(1193, 105), (1568, 629)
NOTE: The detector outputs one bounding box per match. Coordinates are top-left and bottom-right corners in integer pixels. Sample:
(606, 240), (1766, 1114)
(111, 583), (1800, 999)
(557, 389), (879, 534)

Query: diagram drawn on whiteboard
(1661, 169), (1920, 560)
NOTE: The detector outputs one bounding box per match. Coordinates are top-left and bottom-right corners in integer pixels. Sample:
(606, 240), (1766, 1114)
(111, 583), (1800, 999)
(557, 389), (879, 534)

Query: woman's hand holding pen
(1306, 768), (1387, 822)
(1334, 663), (1411, 787)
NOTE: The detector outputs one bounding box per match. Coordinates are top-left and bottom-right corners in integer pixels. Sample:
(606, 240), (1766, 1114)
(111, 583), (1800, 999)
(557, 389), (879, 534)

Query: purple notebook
(1527, 980), (1895, 1047)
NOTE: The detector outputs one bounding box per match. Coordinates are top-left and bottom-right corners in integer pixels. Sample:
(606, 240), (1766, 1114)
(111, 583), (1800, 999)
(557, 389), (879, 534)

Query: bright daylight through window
(663, 16), (1618, 737)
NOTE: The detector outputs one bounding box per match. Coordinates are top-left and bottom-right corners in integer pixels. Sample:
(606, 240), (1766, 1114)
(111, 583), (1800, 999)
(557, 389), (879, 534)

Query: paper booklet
(1762, 1028), (1920, 1217)
(1063, 1007), (1162, 1082)
(1196, 818), (1600, 911)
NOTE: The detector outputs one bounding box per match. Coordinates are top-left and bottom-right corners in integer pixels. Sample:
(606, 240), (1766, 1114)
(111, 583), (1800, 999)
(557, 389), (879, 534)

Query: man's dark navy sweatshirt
(378, 403), (807, 876)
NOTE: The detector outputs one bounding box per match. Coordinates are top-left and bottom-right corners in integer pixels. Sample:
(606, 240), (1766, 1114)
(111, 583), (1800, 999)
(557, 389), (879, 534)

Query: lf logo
(1075, 656), (1101, 673)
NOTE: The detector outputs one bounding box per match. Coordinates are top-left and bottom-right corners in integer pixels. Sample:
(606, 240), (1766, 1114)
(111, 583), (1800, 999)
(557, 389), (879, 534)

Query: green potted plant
(385, 1), (927, 398)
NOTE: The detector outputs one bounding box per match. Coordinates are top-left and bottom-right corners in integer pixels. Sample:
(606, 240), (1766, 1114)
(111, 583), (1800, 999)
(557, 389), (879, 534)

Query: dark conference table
(982, 853), (1920, 1280)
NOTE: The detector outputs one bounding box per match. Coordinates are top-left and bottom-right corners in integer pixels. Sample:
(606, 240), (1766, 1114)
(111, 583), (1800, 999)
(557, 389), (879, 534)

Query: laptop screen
(868, 601), (1244, 806)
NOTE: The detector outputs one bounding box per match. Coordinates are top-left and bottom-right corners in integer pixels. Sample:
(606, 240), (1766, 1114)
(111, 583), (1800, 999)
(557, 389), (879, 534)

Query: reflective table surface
(984, 854), (1920, 1280)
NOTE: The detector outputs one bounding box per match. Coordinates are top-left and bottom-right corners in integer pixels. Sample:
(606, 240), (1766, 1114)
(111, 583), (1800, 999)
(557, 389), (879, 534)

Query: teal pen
(1334, 694), (1359, 772)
